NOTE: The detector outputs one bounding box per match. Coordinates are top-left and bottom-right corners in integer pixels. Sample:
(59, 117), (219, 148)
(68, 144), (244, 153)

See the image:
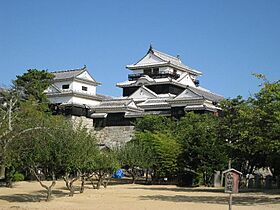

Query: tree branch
(1, 127), (47, 144)
(30, 168), (49, 190)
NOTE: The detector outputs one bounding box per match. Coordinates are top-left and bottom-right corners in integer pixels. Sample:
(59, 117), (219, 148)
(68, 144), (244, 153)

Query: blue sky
(0, 0), (279, 98)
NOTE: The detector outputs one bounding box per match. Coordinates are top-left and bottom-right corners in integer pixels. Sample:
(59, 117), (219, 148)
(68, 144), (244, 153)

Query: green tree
(218, 97), (261, 174)
(10, 102), (84, 201)
(134, 114), (175, 132)
(118, 140), (154, 183)
(13, 69), (54, 103)
(88, 150), (120, 189)
(0, 90), (46, 187)
(1, 69), (55, 185)
(176, 112), (227, 186)
(61, 125), (98, 196)
(0, 88), (19, 183)
(250, 75), (280, 178)
(219, 75), (280, 181)
(136, 131), (181, 181)
(14, 113), (64, 201)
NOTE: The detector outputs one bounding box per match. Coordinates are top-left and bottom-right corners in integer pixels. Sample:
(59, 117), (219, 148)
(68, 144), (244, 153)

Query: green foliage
(219, 76), (280, 176)
(176, 112), (227, 185)
(118, 141), (154, 168)
(134, 113), (228, 185)
(13, 69), (54, 103)
(2, 71), (279, 189)
(91, 150), (120, 175)
(118, 140), (155, 182)
(134, 115), (175, 132)
(13, 172), (24, 182)
(8, 100), (85, 179)
(136, 130), (181, 179)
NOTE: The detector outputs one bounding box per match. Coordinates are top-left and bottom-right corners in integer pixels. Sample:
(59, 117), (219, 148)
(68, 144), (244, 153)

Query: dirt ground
(0, 180), (279, 210)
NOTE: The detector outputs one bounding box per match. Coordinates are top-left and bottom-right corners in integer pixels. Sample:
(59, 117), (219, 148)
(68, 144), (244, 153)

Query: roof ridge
(141, 85), (158, 97)
(153, 49), (180, 61)
(189, 86), (224, 97)
(51, 66), (86, 73)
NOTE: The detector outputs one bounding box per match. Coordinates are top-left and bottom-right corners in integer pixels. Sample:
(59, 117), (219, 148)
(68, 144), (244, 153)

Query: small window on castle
(144, 68), (152, 75)
(62, 84), (69, 89)
(82, 86), (88, 91)
(153, 68), (159, 74)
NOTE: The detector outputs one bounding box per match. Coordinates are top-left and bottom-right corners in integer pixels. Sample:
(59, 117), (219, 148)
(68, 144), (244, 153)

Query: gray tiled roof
(51, 66), (86, 80)
(127, 47), (201, 75)
(96, 94), (112, 100)
(187, 86), (224, 102)
(97, 99), (132, 108)
(152, 48), (201, 75)
(153, 49), (187, 69)
(93, 98), (143, 113)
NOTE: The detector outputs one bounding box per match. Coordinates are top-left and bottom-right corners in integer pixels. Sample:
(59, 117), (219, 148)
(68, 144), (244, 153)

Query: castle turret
(117, 46), (202, 97)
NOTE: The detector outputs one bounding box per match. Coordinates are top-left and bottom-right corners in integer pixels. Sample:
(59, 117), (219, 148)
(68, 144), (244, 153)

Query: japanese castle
(46, 46), (224, 128)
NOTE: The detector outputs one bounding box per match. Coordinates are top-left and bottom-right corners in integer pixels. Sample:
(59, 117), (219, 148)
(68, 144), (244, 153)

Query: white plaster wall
(137, 53), (163, 65)
(46, 86), (58, 93)
(77, 71), (94, 81)
(176, 69), (185, 76)
(159, 67), (173, 74)
(48, 95), (100, 106)
(72, 81), (96, 95)
(48, 96), (73, 104)
(178, 73), (196, 87)
(129, 87), (156, 100)
(53, 81), (74, 91)
(71, 96), (100, 106)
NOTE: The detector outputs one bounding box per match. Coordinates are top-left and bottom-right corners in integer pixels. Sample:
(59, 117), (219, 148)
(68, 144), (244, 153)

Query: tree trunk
(96, 178), (102, 189)
(132, 174), (136, 184)
(31, 169), (56, 201)
(63, 173), (79, 197)
(5, 167), (14, 188)
(69, 185), (75, 197)
(46, 187), (52, 201)
(145, 169), (149, 183)
(5, 177), (13, 188)
(90, 179), (96, 189)
(103, 178), (110, 188)
(0, 164), (5, 179)
(128, 168), (137, 184)
(80, 175), (85, 193)
(277, 176), (280, 189)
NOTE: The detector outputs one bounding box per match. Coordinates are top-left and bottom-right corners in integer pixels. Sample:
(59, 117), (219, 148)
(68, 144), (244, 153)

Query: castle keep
(46, 47), (224, 146)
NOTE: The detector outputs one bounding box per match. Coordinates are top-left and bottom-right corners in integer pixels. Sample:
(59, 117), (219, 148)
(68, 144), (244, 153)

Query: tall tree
(219, 75), (280, 179)
(61, 125), (98, 196)
(135, 131), (181, 181)
(13, 69), (54, 103)
(88, 150), (120, 189)
(134, 114), (175, 132)
(12, 105), (65, 201)
(250, 75), (280, 177)
(176, 112), (227, 186)
(118, 140), (155, 183)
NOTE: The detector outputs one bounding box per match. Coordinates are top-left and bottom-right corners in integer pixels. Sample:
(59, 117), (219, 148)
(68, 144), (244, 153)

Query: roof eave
(126, 62), (169, 70)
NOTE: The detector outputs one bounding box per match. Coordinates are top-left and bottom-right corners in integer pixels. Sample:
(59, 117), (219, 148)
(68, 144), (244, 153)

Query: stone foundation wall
(93, 126), (135, 147)
(70, 116), (135, 148)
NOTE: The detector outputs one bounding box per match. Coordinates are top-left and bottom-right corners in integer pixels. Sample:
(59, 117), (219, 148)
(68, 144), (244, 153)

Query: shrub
(13, 172), (25, 181)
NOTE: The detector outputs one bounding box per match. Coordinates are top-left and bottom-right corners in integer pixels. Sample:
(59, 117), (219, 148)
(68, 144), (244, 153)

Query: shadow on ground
(0, 189), (68, 202)
(132, 186), (280, 195)
(139, 195), (280, 206)
(132, 186), (224, 193)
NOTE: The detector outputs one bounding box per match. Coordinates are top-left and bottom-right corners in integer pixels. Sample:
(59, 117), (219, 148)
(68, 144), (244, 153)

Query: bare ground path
(0, 181), (279, 210)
